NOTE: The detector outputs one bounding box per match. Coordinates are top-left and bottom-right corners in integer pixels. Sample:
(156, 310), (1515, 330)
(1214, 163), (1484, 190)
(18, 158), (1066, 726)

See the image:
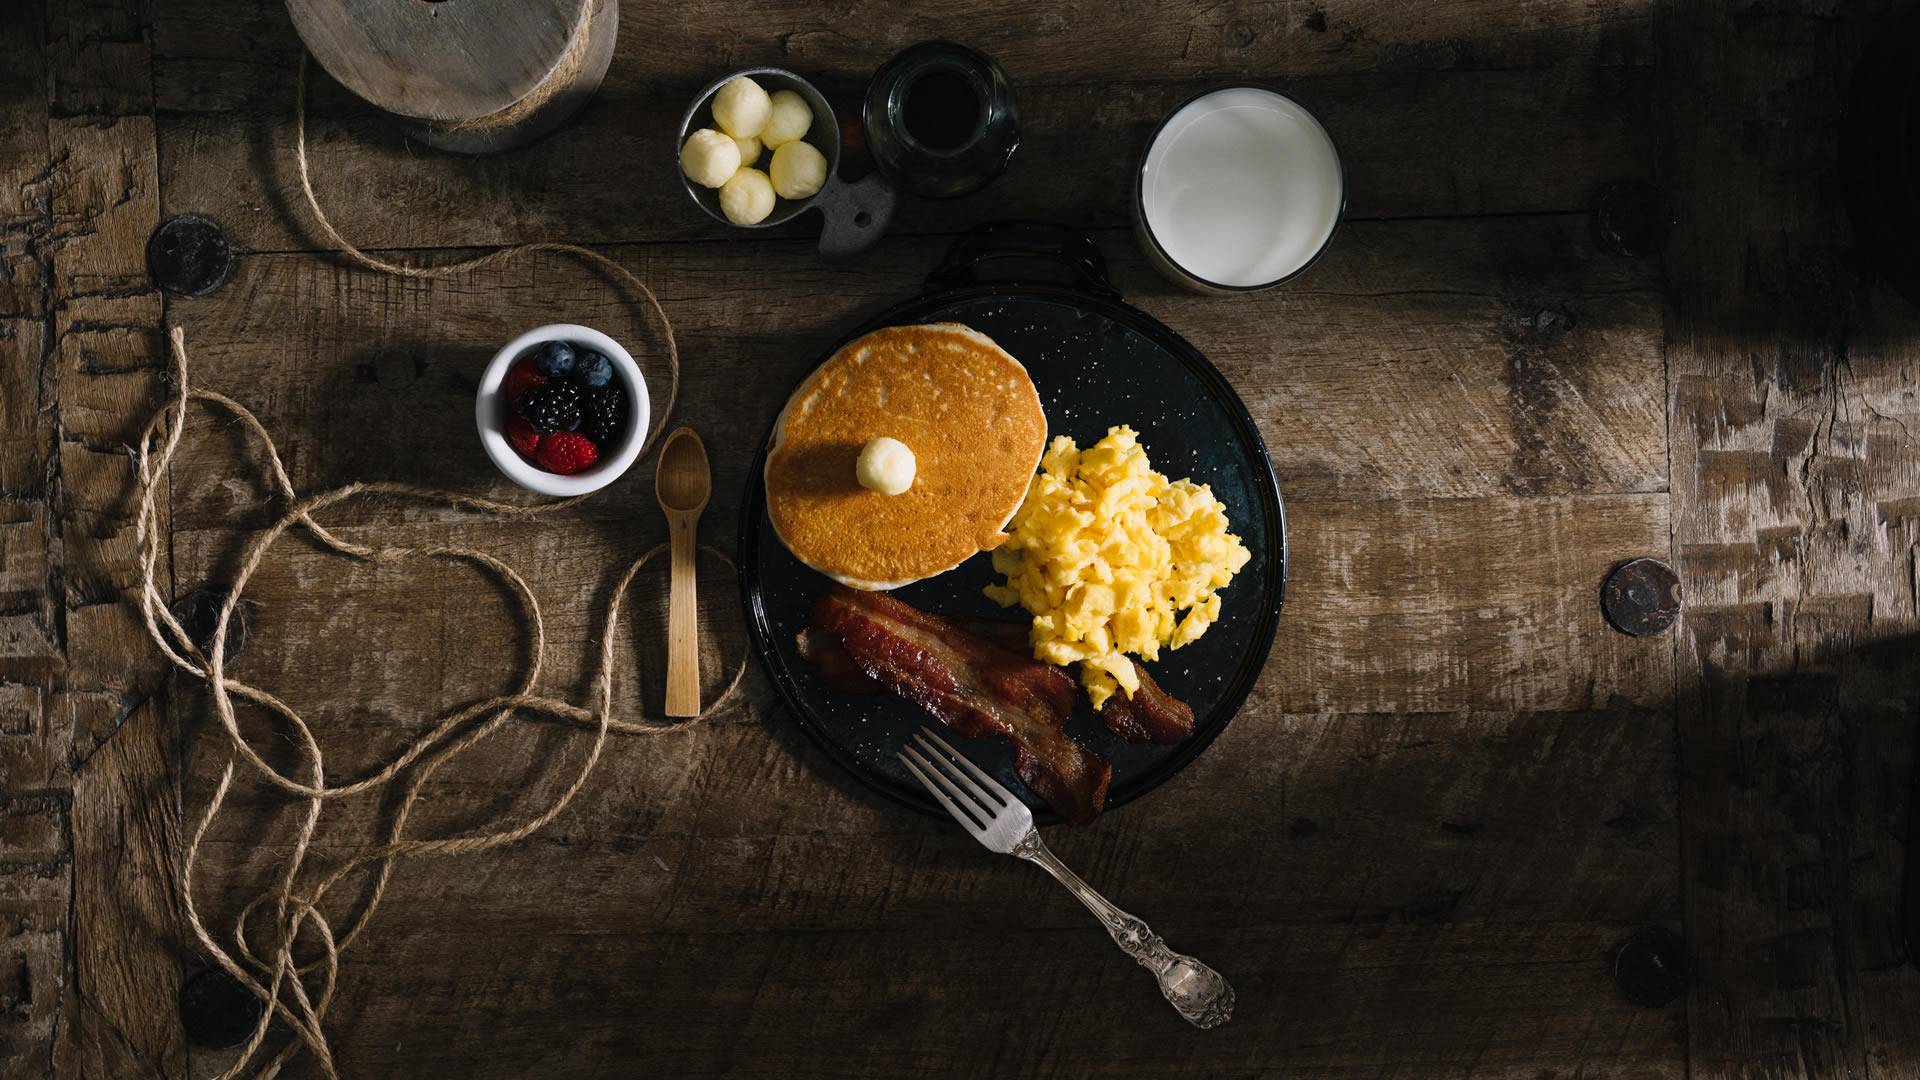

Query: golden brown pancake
(765, 324), (1047, 589)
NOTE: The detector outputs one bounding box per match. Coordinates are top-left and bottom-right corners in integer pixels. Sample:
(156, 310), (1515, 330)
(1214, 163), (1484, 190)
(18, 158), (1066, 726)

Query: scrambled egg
(985, 426), (1251, 709)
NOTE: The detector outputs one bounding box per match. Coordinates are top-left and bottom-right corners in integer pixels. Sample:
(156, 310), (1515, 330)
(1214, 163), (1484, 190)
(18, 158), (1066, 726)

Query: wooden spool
(286, 0), (617, 154)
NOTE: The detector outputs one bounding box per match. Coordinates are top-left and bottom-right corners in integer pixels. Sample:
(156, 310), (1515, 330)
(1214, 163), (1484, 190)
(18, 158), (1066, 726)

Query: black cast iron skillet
(738, 221), (1287, 823)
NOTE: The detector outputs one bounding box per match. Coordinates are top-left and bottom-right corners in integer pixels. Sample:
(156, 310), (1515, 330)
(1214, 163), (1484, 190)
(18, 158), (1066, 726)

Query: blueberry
(574, 350), (613, 388)
(529, 340), (576, 378)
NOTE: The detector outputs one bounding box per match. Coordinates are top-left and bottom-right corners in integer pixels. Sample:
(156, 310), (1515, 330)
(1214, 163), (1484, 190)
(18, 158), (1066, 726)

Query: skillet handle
(926, 220), (1121, 299)
(815, 172), (896, 258)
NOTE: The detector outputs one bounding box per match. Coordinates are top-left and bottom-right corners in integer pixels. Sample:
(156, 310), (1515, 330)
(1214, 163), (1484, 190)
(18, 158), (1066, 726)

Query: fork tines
(896, 727), (1026, 843)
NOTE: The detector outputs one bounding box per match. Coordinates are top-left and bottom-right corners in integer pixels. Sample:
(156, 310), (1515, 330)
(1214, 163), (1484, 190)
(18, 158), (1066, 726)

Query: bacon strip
(807, 587), (1112, 824)
(795, 626), (884, 694)
(1098, 661), (1197, 744)
(954, 619), (1195, 744)
(806, 615), (1198, 746)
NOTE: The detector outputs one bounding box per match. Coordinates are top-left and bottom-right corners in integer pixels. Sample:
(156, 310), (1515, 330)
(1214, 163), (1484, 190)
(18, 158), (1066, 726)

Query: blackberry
(581, 384), (628, 446)
(515, 382), (582, 433)
(574, 350), (614, 388)
(528, 340), (577, 378)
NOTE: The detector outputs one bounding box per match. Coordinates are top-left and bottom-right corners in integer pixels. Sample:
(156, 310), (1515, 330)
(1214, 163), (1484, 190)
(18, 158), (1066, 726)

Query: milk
(1138, 88), (1343, 289)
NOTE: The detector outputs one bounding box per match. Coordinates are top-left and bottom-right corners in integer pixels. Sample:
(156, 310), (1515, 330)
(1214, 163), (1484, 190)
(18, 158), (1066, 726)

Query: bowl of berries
(477, 324), (651, 497)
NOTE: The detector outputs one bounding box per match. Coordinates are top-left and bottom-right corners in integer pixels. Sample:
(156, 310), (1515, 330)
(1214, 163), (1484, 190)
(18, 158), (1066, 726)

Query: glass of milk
(1134, 87), (1344, 293)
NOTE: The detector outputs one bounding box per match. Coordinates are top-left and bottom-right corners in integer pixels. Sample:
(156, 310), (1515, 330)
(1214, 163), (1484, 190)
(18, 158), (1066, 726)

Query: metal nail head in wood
(179, 967), (266, 1049)
(147, 215), (233, 297)
(1602, 557), (1681, 637)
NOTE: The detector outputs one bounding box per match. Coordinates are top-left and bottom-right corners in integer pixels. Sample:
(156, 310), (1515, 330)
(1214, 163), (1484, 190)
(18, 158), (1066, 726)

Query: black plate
(738, 222), (1288, 822)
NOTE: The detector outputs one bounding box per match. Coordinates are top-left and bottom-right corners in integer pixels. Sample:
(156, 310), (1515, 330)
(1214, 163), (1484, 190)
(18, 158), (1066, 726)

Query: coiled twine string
(142, 49), (746, 1079)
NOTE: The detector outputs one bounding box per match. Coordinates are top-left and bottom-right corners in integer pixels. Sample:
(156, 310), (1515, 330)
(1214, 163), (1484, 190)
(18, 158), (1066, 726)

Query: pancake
(765, 324), (1047, 590)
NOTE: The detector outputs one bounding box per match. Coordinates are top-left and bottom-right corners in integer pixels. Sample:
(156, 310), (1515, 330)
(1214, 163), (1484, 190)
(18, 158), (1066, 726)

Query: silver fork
(898, 727), (1235, 1029)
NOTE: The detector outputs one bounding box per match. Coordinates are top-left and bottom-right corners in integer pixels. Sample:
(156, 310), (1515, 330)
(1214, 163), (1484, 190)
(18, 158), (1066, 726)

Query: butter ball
(770, 140), (828, 200)
(718, 167), (776, 225)
(732, 133), (762, 168)
(760, 89), (814, 148)
(711, 76), (771, 139)
(679, 128), (741, 189)
(856, 437), (916, 495)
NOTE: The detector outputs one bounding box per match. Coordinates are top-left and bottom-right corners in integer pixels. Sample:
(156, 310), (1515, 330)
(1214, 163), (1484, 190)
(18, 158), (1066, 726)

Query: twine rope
(293, 47), (680, 458)
(140, 51), (742, 1077)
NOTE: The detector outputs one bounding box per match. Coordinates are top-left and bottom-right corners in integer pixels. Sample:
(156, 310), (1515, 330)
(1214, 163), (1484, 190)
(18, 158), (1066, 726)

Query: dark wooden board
(7, 0), (1920, 1076)
(157, 215), (1663, 529)
(169, 673), (1681, 1077)
(1660, 0), (1920, 1075)
(3, 2), (188, 1078)
(154, 63), (1655, 252)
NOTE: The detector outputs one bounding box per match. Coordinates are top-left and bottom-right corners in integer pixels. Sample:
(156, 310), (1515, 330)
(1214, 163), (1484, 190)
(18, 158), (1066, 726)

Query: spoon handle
(664, 513), (700, 717)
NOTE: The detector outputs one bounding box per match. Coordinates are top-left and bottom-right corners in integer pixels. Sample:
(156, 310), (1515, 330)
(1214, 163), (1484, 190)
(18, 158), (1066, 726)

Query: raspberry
(506, 414), (542, 458)
(502, 363), (547, 403)
(515, 382), (582, 433)
(535, 431), (599, 475)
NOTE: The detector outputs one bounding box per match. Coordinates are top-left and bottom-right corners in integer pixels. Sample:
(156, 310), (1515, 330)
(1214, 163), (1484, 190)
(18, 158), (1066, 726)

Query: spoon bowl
(656, 427), (712, 513)
(656, 427), (711, 717)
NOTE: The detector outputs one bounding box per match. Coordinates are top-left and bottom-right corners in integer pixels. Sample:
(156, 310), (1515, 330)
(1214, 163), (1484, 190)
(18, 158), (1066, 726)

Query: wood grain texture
(0, 11), (65, 1077)
(156, 0), (1653, 104)
(658, 427), (711, 717)
(150, 0), (1655, 251)
(156, 215), (1662, 531)
(170, 694), (1679, 1078)
(14, 0), (1919, 1075)
(286, 0), (590, 120)
(1661, 0), (1920, 1076)
(664, 517), (703, 717)
(4, 0), (187, 1076)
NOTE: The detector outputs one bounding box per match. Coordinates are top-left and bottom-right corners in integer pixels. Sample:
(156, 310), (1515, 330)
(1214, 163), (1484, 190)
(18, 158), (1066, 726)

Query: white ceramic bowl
(476, 323), (651, 497)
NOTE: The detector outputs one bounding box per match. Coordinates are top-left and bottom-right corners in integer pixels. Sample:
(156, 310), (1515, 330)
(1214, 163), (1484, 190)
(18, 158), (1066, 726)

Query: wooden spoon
(654, 427), (711, 717)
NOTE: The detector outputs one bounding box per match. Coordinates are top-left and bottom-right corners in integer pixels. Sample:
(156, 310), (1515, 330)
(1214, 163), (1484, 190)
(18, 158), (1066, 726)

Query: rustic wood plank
(1661, 0), (1920, 1075)
(255, 924), (1678, 1079)
(1285, 493), (1671, 712)
(170, 695), (1679, 1077)
(0, 0), (57, 694)
(0, 788), (67, 1080)
(29, 1), (187, 1078)
(177, 703), (1680, 933)
(56, 698), (182, 1079)
(157, 215), (1663, 542)
(154, 59), (1654, 253)
(0, 3), (67, 1077)
(163, 488), (1669, 765)
(150, 0), (1657, 251)
(9, 0), (1723, 1076)
(155, 0), (1653, 117)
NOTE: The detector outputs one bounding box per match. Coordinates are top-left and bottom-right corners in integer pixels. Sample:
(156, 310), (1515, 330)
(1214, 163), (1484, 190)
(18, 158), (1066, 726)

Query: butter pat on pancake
(766, 324), (1047, 589)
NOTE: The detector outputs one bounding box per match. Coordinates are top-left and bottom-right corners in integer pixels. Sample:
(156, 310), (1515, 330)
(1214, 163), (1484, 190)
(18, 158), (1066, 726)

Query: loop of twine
(142, 53), (739, 1078)
(293, 47), (680, 459)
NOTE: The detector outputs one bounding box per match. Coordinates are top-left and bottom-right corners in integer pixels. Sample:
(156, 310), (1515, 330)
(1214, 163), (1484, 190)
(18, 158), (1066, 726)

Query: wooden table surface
(5, 0), (1920, 1076)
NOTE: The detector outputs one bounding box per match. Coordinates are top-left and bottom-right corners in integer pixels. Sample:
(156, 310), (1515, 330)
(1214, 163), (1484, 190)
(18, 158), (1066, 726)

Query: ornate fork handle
(1013, 832), (1235, 1028)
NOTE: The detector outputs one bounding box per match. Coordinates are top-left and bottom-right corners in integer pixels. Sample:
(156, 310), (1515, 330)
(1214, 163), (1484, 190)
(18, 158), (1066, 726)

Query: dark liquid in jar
(902, 69), (981, 151)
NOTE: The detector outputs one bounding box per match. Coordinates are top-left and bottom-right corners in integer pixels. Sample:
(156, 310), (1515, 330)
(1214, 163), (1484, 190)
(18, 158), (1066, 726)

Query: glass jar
(862, 41), (1020, 199)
